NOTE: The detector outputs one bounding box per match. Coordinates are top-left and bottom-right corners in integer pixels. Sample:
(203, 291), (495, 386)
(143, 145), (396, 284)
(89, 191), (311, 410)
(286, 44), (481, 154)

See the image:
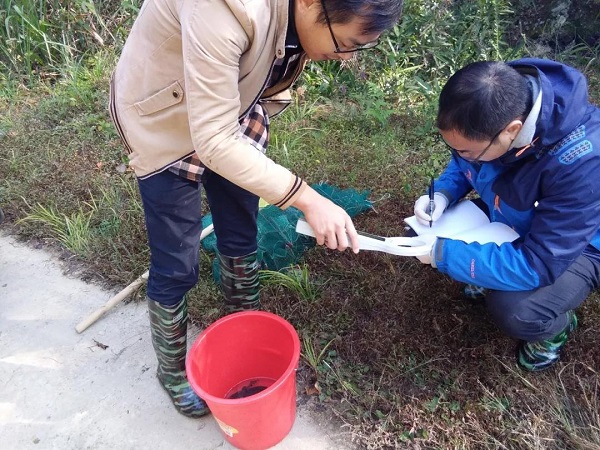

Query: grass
(1, 0), (600, 448)
(0, 0), (140, 83)
(18, 200), (97, 255)
(259, 264), (323, 303)
(301, 334), (337, 374)
(0, 51), (148, 282)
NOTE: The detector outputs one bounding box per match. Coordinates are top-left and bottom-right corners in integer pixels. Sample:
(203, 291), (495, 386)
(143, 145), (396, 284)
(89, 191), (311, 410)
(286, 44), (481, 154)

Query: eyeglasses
(320, 0), (380, 53)
(443, 128), (505, 163)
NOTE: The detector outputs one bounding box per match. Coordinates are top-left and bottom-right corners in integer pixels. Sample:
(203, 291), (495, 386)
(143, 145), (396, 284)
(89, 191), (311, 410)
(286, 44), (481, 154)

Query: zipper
(491, 194), (511, 226)
(109, 75), (133, 154)
(262, 54), (308, 99)
(239, 56), (278, 120)
(241, 53), (308, 120)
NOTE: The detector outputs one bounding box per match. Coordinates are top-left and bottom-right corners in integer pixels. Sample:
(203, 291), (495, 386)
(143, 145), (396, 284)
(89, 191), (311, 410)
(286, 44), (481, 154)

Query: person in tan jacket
(110, 0), (403, 417)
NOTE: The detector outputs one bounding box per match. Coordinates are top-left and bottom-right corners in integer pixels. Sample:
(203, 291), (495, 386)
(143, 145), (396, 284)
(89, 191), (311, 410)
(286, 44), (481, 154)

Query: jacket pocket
(134, 81), (184, 116)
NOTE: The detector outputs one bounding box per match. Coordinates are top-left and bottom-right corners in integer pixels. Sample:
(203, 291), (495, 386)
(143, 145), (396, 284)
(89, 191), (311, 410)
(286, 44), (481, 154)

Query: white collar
(511, 84), (542, 149)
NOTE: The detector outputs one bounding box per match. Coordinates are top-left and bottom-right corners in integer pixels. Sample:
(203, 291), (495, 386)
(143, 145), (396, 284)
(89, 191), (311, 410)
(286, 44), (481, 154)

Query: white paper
(404, 200), (519, 245)
(295, 218), (434, 256)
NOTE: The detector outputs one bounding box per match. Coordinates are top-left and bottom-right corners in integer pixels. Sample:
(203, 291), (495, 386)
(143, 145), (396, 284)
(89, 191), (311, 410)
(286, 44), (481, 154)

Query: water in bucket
(226, 377), (274, 399)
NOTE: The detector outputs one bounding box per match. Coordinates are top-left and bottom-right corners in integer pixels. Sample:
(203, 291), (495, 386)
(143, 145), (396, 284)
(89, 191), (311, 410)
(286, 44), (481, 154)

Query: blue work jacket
(433, 58), (600, 291)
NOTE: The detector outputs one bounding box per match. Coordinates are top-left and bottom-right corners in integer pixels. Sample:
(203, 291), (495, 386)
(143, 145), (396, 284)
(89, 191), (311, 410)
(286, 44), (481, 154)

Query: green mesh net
(201, 183), (372, 281)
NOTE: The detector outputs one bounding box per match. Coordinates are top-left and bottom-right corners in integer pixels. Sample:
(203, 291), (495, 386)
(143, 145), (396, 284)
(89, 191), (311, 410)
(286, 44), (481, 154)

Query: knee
(176, 269), (200, 292)
(147, 266), (200, 306)
(486, 295), (546, 341)
(490, 312), (544, 341)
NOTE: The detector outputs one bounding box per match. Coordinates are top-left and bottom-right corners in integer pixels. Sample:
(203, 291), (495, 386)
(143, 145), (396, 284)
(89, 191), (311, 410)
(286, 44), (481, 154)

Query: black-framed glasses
(443, 127), (505, 163)
(320, 0), (379, 53)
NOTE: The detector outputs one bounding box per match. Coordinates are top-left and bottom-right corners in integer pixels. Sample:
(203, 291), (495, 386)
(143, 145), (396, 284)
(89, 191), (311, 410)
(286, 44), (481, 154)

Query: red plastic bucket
(186, 311), (300, 450)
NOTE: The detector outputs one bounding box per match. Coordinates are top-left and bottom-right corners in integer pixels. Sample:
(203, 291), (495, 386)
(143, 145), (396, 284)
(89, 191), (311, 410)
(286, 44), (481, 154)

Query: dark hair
(319, 0), (403, 35)
(436, 61), (531, 141)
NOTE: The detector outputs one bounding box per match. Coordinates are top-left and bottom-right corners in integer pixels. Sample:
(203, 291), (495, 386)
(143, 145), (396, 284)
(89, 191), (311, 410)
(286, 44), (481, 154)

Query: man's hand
(291, 186), (360, 253)
(414, 193), (448, 226)
(413, 234), (438, 266)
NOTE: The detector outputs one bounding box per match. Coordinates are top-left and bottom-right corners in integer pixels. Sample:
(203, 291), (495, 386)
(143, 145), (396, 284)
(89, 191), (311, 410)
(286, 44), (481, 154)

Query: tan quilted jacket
(110, 0), (308, 208)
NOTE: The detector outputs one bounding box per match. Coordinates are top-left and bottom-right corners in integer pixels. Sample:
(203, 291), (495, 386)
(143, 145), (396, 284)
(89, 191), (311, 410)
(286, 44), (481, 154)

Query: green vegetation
(1, 0), (599, 448)
(260, 265), (323, 303)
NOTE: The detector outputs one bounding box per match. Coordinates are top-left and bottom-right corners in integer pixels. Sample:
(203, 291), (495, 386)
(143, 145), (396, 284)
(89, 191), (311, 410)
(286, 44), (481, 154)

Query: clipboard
(295, 218), (432, 257)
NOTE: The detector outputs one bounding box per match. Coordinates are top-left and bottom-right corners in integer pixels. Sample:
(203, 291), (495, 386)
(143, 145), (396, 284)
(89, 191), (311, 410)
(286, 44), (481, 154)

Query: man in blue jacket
(413, 58), (600, 372)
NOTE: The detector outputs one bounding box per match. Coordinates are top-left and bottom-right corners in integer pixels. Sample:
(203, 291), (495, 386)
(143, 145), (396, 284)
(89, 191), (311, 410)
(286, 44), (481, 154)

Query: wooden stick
(75, 224), (215, 333)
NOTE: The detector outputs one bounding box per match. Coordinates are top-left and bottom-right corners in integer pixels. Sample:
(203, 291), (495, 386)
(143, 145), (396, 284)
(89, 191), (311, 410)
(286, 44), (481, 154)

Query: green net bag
(201, 183), (372, 281)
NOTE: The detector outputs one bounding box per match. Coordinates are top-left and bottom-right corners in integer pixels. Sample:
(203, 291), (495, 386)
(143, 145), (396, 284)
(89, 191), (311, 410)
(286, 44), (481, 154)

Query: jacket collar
(285, 0), (303, 54)
(274, 0), (290, 58)
(510, 74), (542, 150)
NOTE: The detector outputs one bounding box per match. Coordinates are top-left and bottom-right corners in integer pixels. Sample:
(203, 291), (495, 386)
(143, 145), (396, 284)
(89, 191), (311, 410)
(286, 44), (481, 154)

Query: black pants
(486, 253), (600, 341)
(138, 169), (259, 306)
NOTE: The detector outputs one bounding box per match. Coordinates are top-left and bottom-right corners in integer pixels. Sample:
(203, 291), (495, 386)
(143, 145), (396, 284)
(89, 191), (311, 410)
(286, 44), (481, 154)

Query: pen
(429, 177), (435, 228)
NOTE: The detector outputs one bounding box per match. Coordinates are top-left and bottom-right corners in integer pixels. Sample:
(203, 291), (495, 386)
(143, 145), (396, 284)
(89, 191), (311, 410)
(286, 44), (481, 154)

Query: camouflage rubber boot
(517, 311), (578, 372)
(147, 296), (210, 417)
(218, 251), (261, 313)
